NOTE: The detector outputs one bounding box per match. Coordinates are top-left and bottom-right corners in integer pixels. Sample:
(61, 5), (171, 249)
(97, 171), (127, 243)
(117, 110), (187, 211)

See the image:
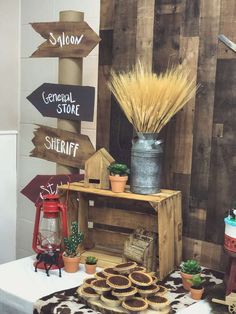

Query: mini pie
(152, 275), (159, 284)
(106, 275), (132, 289)
(112, 286), (137, 300)
(122, 297), (148, 312)
(80, 286), (100, 300)
(146, 295), (170, 310)
(83, 277), (96, 286)
(156, 285), (168, 296)
(136, 283), (160, 297)
(128, 271), (153, 286)
(92, 279), (111, 294)
(131, 266), (146, 273)
(101, 290), (121, 307)
(103, 267), (119, 277)
(114, 261), (137, 274)
(95, 271), (107, 279)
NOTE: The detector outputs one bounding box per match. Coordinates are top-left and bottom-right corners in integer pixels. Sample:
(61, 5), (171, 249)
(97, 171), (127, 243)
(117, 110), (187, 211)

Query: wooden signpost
(21, 174), (83, 203)
(31, 21), (101, 58)
(27, 83), (95, 122)
(30, 125), (95, 168)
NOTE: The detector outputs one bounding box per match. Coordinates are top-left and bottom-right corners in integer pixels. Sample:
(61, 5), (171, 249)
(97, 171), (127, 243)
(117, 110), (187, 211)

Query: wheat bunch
(108, 62), (197, 133)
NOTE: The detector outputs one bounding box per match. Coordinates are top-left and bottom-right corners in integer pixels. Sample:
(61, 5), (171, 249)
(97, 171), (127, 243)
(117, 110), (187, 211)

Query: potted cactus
(188, 274), (205, 300)
(107, 162), (130, 193)
(180, 259), (201, 291)
(85, 255), (98, 274)
(62, 221), (84, 273)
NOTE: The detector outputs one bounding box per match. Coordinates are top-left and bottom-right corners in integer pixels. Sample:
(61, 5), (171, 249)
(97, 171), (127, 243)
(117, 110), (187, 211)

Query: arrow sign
(31, 21), (101, 58)
(27, 83), (95, 122)
(30, 125), (95, 168)
(21, 174), (83, 203)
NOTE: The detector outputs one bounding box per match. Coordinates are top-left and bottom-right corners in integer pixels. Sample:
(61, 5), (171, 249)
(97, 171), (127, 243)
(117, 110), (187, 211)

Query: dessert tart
(95, 271), (107, 279)
(83, 277), (96, 286)
(156, 285), (168, 296)
(114, 261), (137, 274)
(112, 286), (137, 301)
(122, 297), (148, 312)
(106, 275), (132, 289)
(103, 267), (119, 277)
(79, 285), (100, 300)
(146, 295), (170, 310)
(131, 266), (146, 273)
(92, 279), (111, 294)
(128, 271), (153, 286)
(101, 290), (121, 307)
(152, 275), (158, 284)
(136, 283), (160, 297)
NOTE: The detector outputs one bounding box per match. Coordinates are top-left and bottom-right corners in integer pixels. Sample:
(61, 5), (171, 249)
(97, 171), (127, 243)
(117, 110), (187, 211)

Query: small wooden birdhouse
(84, 148), (115, 189)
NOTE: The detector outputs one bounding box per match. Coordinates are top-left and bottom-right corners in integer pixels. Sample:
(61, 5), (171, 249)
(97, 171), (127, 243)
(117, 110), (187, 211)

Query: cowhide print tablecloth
(33, 268), (224, 314)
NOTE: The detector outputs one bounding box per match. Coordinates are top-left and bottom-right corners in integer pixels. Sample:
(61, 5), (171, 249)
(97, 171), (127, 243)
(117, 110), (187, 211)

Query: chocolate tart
(122, 297), (148, 312)
(128, 271), (153, 287)
(136, 283), (160, 297)
(106, 275), (131, 289)
(112, 286), (137, 301)
(92, 279), (111, 294)
(131, 266), (146, 273)
(103, 267), (119, 277)
(152, 275), (158, 284)
(114, 261), (137, 274)
(100, 290), (121, 307)
(146, 295), (170, 310)
(79, 285), (100, 300)
(156, 285), (168, 296)
(83, 277), (96, 286)
(95, 271), (107, 279)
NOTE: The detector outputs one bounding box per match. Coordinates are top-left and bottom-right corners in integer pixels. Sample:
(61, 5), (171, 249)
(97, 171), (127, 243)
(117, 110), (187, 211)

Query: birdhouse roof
(86, 148), (114, 164)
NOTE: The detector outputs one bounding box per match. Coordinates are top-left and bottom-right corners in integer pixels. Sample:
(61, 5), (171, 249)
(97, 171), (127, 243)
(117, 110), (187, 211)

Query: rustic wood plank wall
(97, 0), (236, 271)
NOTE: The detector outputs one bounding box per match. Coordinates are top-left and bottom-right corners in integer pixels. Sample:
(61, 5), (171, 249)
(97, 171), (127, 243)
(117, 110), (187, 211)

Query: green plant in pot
(188, 274), (205, 300)
(85, 255), (98, 274)
(180, 259), (201, 291)
(63, 221), (84, 273)
(107, 162), (130, 193)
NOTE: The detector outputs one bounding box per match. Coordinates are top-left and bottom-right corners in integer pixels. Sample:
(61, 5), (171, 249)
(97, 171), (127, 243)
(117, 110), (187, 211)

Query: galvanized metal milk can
(130, 133), (163, 194)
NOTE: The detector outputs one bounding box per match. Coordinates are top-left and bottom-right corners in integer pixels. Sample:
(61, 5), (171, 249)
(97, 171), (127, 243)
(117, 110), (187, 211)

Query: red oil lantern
(32, 194), (68, 268)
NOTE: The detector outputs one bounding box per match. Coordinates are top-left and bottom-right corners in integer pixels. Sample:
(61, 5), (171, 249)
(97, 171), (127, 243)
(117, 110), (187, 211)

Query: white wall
(17, 0), (100, 258)
(0, 1), (19, 264)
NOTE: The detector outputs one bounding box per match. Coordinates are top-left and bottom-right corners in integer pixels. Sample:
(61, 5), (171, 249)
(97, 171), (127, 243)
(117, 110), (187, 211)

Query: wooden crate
(59, 182), (182, 279)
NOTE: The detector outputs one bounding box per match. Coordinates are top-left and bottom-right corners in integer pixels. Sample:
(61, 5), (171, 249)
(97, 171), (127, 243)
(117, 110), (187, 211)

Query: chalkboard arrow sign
(30, 125), (95, 168)
(31, 21), (101, 58)
(27, 83), (95, 122)
(21, 173), (83, 203)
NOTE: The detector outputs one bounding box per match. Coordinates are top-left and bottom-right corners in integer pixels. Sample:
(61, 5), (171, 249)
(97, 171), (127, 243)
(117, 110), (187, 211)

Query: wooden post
(57, 11), (84, 226)
(57, 10), (84, 174)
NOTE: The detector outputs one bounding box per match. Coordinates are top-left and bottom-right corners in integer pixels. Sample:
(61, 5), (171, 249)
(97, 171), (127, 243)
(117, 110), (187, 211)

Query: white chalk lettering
(42, 92), (76, 105)
(56, 103), (80, 116)
(44, 136), (79, 158)
(49, 32), (84, 48)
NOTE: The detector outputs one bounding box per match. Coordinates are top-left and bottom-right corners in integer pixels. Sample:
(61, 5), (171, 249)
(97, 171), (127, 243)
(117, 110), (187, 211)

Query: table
(0, 256), (93, 314)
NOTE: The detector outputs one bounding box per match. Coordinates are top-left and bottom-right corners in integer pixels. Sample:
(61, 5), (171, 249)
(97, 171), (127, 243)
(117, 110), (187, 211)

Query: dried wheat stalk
(108, 62), (197, 133)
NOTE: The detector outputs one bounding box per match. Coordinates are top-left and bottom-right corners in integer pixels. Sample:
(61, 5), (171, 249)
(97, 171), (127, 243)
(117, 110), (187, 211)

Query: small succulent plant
(188, 274), (205, 288)
(85, 256), (98, 265)
(63, 221), (84, 257)
(181, 259), (201, 275)
(108, 163), (130, 176)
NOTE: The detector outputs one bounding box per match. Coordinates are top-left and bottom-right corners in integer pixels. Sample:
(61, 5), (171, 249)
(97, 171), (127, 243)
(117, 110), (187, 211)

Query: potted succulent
(188, 274), (205, 300)
(107, 162), (130, 193)
(180, 259), (201, 291)
(63, 221), (84, 273)
(85, 255), (98, 274)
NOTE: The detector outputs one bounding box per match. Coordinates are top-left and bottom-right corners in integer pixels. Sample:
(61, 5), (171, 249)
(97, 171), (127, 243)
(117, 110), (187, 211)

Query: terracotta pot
(190, 286), (204, 300)
(62, 254), (80, 273)
(180, 272), (198, 291)
(85, 263), (97, 274)
(109, 175), (128, 193)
